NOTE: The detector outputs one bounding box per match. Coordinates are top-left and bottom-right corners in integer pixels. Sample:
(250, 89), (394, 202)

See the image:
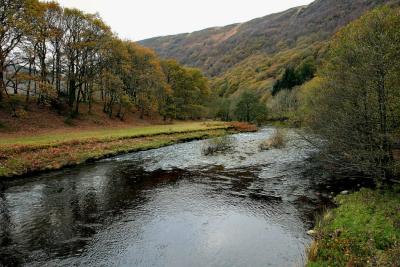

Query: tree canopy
(0, 0), (210, 121)
(303, 6), (400, 184)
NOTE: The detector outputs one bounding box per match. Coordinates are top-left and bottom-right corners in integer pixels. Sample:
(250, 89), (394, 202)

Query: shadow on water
(0, 127), (364, 267)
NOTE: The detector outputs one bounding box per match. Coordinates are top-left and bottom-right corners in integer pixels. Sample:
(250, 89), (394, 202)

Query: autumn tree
(0, 0), (211, 122)
(306, 6), (400, 185)
(161, 60), (210, 120)
(234, 91), (268, 124)
(126, 43), (167, 119)
(0, 0), (35, 101)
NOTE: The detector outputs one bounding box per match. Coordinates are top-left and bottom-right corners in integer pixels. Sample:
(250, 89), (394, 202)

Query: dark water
(1, 128), (331, 267)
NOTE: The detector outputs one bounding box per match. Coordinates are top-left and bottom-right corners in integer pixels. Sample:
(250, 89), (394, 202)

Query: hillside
(140, 0), (399, 97)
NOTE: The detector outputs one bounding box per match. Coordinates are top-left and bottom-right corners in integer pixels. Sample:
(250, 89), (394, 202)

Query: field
(0, 122), (235, 178)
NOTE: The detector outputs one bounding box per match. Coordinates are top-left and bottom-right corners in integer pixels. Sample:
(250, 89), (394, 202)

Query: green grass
(0, 122), (233, 178)
(0, 121), (228, 146)
(308, 188), (400, 267)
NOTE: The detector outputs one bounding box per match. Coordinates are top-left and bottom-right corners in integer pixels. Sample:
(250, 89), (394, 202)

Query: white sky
(53, 0), (314, 41)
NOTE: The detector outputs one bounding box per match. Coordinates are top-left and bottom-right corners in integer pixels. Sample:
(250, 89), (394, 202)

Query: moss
(307, 188), (400, 267)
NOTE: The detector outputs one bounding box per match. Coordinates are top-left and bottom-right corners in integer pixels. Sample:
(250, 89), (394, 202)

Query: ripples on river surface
(0, 127), (331, 267)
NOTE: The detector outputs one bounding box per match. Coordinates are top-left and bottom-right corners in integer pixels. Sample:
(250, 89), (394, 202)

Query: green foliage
(215, 98), (232, 121)
(210, 42), (324, 104)
(161, 60), (210, 120)
(303, 6), (400, 181)
(272, 58), (316, 96)
(295, 77), (324, 125)
(234, 91), (268, 124)
(308, 188), (400, 266)
(267, 87), (299, 122)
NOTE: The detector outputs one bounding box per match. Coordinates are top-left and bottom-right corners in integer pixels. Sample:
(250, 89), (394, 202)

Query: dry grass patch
(229, 122), (258, 132)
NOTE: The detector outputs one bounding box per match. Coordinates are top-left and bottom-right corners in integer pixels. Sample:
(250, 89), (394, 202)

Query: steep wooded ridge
(140, 0), (399, 96)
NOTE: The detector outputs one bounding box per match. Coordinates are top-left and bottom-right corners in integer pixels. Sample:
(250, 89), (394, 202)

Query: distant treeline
(0, 0), (210, 120)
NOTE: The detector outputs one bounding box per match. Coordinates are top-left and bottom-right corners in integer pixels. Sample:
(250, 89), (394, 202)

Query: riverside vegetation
(1, 0), (400, 266)
(308, 188), (400, 266)
(303, 6), (400, 265)
(0, 122), (255, 178)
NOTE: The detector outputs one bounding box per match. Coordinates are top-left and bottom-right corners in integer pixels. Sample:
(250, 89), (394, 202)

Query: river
(0, 127), (333, 267)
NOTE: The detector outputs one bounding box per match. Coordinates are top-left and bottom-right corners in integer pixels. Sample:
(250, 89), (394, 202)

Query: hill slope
(140, 0), (399, 97)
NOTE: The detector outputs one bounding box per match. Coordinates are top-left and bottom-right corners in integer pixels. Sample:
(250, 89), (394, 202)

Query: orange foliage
(229, 122), (257, 132)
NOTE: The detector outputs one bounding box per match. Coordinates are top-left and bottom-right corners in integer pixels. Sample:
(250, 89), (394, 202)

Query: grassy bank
(308, 188), (400, 267)
(0, 122), (239, 178)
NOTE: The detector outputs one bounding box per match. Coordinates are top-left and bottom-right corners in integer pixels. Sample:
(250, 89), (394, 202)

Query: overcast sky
(53, 0), (314, 41)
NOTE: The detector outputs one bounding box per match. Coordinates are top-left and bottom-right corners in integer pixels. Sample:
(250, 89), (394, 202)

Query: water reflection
(1, 128), (326, 266)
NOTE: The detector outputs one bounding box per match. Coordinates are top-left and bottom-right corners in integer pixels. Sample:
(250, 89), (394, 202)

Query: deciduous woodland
(0, 0), (210, 121)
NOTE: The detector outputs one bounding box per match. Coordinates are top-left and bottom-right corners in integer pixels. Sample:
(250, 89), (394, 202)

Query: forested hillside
(140, 0), (400, 99)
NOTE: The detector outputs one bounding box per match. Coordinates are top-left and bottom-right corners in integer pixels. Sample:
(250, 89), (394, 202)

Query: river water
(0, 128), (331, 267)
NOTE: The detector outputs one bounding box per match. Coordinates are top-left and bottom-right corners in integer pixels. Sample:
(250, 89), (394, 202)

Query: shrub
(259, 129), (286, 150)
(303, 6), (400, 183)
(202, 136), (233, 155)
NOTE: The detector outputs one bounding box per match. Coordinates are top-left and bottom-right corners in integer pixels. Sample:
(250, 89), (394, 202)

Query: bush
(303, 6), (400, 183)
(202, 136), (233, 155)
(259, 129), (286, 150)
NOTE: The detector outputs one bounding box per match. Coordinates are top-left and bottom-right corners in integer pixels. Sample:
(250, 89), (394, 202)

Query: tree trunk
(56, 44), (61, 96)
(140, 106), (144, 119)
(0, 67), (4, 102)
(69, 78), (76, 108)
(13, 76), (18, 94)
(0, 55), (6, 101)
(25, 62), (33, 110)
(74, 86), (82, 115)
